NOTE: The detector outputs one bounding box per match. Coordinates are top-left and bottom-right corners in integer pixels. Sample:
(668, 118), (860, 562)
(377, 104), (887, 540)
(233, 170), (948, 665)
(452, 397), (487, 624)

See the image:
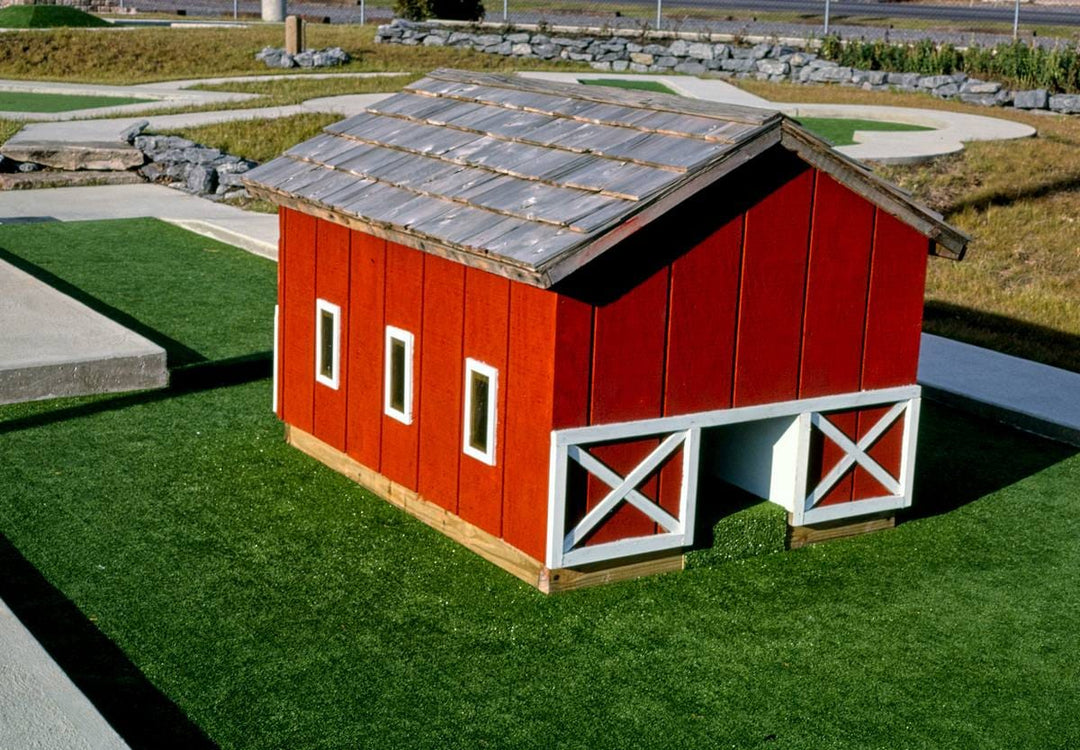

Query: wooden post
(285, 15), (305, 55)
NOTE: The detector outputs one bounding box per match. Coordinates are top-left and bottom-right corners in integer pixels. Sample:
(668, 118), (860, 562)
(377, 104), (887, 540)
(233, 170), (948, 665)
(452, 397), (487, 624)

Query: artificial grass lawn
(579, 78), (679, 95)
(0, 218), (276, 367)
(0, 4), (108, 28)
(1, 376), (1079, 748)
(0, 90), (152, 112)
(795, 116), (934, 146)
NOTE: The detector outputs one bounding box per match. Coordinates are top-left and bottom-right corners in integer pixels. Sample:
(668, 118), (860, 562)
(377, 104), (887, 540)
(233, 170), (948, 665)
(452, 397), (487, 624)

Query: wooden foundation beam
(786, 512), (895, 549)
(286, 425), (682, 593)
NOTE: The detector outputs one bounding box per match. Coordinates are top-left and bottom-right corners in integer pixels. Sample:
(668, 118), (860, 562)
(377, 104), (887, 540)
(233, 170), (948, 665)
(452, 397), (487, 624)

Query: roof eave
(778, 120), (970, 261)
(242, 178), (551, 288)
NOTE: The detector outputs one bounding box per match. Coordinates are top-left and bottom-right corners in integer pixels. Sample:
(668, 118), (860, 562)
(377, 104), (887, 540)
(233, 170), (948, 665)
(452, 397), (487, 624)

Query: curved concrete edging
(522, 71), (1037, 164)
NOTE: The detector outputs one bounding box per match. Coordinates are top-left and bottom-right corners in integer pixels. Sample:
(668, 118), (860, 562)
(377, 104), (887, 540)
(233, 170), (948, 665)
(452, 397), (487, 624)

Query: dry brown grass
(740, 79), (1080, 372)
(163, 111), (341, 164)
(0, 24), (584, 84)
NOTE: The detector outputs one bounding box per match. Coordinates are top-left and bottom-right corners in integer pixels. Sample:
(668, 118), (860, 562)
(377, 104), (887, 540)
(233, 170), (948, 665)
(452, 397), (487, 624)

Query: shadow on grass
(0, 246), (207, 367)
(906, 400), (1078, 521)
(0, 352), (271, 436)
(0, 536), (217, 750)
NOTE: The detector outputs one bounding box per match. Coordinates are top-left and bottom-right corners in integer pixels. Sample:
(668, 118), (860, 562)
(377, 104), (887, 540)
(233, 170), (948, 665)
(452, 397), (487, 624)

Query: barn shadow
(903, 399), (1077, 521)
(0, 535), (218, 749)
(0, 246), (207, 367)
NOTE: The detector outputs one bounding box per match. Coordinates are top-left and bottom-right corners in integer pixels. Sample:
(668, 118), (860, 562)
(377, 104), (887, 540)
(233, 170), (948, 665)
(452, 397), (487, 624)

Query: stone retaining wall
(375, 19), (1080, 114)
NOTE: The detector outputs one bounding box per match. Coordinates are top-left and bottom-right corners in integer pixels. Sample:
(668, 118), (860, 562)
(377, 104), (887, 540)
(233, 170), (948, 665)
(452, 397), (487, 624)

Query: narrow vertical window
(315, 299), (340, 390)
(463, 358), (498, 466)
(384, 326), (414, 424)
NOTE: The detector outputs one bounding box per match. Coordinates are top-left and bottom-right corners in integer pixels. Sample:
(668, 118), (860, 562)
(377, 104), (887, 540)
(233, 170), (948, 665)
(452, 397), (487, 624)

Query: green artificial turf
(1, 219), (1079, 748)
(579, 78), (679, 95)
(0, 218), (276, 367)
(0, 4), (109, 27)
(0, 90), (152, 113)
(796, 117), (935, 146)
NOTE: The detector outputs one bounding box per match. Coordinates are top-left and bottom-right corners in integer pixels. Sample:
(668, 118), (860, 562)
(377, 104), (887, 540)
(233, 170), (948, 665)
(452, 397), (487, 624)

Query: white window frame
(383, 325), (415, 425)
(314, 298), (341, 390)
(463, 358), (498, 466)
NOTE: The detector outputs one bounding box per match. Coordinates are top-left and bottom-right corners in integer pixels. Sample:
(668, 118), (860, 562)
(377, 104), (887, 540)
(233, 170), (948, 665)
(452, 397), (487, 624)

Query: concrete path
(919, 334), (1080, 447)
(523, 72), (1037, 164)
(0, 600), (131, 750)
(0, 183), (279, 258)
(5, 93), (390, 148)
(0, 258), (168, 405)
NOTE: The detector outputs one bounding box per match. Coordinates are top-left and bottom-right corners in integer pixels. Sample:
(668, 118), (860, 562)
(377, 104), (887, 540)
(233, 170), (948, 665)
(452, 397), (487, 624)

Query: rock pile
(375, 19), (1078, 114)
(255, 46), (351, 69)
(134, 134), (256, 201)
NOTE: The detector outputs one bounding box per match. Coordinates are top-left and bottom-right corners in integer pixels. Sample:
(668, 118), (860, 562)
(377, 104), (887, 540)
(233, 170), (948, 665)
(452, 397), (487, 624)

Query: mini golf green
(0, 91), (153, 113)
(796, 117), (934, 146)
(579, 78), (679, 95)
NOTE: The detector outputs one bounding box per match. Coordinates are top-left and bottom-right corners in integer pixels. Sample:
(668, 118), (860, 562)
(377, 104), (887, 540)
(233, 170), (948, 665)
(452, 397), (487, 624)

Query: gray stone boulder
(961, 79), (1001, 95)
(751, 42), (772, 59)
(886, 72), (921, 89)
(186, 164), (217, 194)
(721, 58), (756, 73)
(668, 40), (691, 57)
(687, 41), (714, 60)
(808, 66), (853, 83)
(918, 75), (954, 90)
(674, 61), (707, 75)
(1, 141), (144, 171)
(1014, 89), (1049, 110)
(1049, 94), (1080, 113)
(756, 59), (790, 76)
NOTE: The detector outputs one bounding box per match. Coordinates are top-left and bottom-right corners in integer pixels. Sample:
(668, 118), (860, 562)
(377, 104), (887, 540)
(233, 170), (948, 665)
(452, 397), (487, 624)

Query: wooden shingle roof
(244, 69), (967, 287)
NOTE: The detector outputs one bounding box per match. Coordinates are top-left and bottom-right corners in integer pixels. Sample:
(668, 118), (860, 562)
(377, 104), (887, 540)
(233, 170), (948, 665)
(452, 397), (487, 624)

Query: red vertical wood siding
(345, 229), (385, 469)
(657, 213), (745, 516)
(733, 166), (815, 406)
(379, 241), (425, 491)
(503, 284), (558, 560)
(586, 265), (670, 543)
(799, 174), (876, 506)
(457, 267), (510, 536)
(280, 208), (316, 433)
(853, 210), (929, 500)
(312, 220), (350, 452)
(417, 255), (466, 514)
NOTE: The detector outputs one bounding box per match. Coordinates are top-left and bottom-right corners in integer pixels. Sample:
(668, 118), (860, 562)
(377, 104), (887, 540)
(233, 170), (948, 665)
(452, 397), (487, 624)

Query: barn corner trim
(244, 69), (969, 289)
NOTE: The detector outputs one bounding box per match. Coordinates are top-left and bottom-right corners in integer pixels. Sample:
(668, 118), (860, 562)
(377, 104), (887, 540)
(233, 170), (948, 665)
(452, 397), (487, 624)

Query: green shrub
(818, 34), (1080, 93)
(393, 0), (484, 21)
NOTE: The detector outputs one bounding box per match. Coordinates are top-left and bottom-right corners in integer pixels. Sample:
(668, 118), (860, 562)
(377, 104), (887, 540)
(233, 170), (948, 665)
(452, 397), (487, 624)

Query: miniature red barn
(245, 69), (968, 592)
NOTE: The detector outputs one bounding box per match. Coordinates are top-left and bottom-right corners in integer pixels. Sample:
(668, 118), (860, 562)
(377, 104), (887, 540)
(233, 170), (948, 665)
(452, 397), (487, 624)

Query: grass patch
(0, 90), (151, 112)
(160, 111), (342, 164)
(741, 79), (1080, 373)
(0, 218), (276, 367)
(0, 376), (1078, 747)
(579, 77), (678, 95)
(795, 116), (934, 146)
(0, 4), (108, 28)
(0, 117), (22, 145)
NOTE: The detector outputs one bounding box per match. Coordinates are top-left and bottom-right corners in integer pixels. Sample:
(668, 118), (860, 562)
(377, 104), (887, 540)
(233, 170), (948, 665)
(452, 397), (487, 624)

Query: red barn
(245, 69), (968, 592)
